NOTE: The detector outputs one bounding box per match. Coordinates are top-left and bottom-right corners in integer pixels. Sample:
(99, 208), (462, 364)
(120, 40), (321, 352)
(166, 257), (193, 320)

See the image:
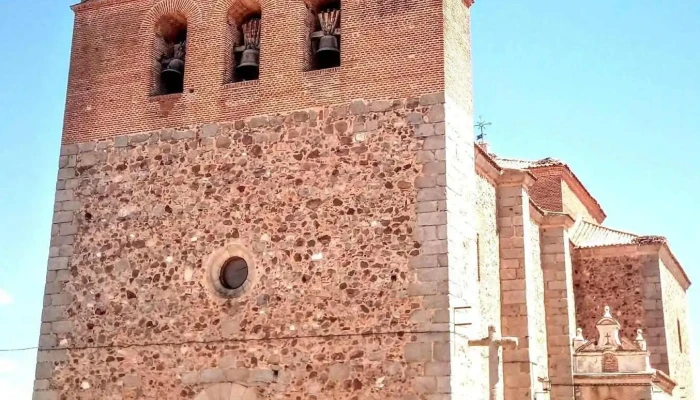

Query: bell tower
(34, 0), (484, 399)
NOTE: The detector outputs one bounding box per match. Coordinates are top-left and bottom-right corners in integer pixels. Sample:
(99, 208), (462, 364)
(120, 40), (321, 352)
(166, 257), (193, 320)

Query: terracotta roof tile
(492, 156), (564, 170)
(570, 221), (639, 248)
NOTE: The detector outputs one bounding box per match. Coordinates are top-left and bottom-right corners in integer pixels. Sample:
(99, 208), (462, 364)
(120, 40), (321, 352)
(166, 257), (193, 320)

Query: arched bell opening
(304, 0), (341, 71)
(226, 0), (262, 83)
(152, 12), (188, 95)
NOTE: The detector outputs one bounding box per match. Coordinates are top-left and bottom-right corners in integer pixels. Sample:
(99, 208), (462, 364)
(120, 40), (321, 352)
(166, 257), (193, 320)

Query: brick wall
(63, 0), (447, 143)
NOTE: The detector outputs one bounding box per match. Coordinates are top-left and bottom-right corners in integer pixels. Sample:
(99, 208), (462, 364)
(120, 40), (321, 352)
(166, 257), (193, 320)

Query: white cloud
(0, 289), (12, 305)
(0, 359), (17, 374)
(0, 377), (28, 399)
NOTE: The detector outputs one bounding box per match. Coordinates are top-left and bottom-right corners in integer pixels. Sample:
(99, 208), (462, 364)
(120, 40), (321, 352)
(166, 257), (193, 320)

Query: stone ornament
(204, 243), (256, 298)
(194, 383), (258, 400)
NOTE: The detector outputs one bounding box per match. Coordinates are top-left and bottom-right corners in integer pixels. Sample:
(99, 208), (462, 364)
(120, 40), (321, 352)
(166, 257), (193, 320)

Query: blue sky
(0, 0), (697, 398)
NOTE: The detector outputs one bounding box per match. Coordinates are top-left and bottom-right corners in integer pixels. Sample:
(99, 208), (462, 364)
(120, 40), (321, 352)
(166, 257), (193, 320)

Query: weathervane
(474, 116), (491, 141)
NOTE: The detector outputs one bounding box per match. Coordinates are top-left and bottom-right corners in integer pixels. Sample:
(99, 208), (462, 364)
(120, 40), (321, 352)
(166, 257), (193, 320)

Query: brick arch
(303, 0), (339, 11)
(139, 0), (202, 38)
(194, 383), (259, 400)
(212, 0), (262, 26)
(212, 0), (263, 83)
(138, 0), (202, 95)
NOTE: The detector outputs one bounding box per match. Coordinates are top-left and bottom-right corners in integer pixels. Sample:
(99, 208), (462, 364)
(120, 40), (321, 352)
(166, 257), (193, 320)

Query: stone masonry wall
(572, 252), (651, 341)
(496, 181), (535, 399)
(441, 0), (483, 398)
(571, 246), (677, 381)
(659, 259), (693, 399)
(475, 173), (502, 398)
(541, 225), (576, 399)
(33, 95), (472, 400)
(526, 219), (549, 395)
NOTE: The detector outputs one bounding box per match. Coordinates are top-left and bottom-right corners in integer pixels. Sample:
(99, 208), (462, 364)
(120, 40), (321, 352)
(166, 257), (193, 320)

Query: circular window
(219, 257), (249, 289)
(204, 243), (255, 298)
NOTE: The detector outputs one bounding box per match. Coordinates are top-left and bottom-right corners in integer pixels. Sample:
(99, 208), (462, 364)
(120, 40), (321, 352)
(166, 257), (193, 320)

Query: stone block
(369, 100), (392, 112)
(416, 201), (438, 213)
(414, 377), (437, 394)
(404, 342), (432, 363)
(407, 282), (437, 296)
(173, 129), (196, 140)
(424, 362), (450, 376)
(417, 268), (448, 282)
(33, 380), (50, 391)
(416, 150), (435, 163)
(60, 144), (78, 156)
(44, 282), (63, 295)
(35, 362), (54, 380)
(32, 391), (59, 400)
(422, 162), (446, 174)
(349, 100), (367, 115)
(48, 257), (69, 271)
(427, 104), (445, 122)
(52, 211), (73, 224)
(419, 93), (445, 106)
(201, 123), (218, 137)
(52, 320), (74, 334)
(249, 369), (276, 383)
(199, 368), (225, 383)
(433, 343), (450, 361)
(422, 240), (448, 255)
(423, 136), (445, 150)
(415, 124), (435, 137)
(38, 335), (57, 348)
(417, 212), (446, 227)
(409, 255), (439, 269)
(37, 350), (69, 363)
(114, 136), (128, 147)
(41, 306), (66, 322)
(417, 188), (446, 202)
(180, 371), (199, 385)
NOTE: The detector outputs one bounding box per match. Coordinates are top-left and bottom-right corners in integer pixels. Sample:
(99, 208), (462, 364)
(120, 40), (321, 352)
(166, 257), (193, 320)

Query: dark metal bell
(315, 34), (340, 68)
(237, 48), (260, 81)
(160, 58), (185, 94)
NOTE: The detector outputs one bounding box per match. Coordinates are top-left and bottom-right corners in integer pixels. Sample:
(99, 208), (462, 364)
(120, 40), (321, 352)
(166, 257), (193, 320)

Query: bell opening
(233, 15), (262, 83)
(307, 1), (341, 71)
(154, 12), (188, 95)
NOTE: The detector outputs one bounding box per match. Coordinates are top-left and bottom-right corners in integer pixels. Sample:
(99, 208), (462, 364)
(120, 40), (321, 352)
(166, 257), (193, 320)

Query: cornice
(72, 0), (139, 12)
(497, 168), (536, 189)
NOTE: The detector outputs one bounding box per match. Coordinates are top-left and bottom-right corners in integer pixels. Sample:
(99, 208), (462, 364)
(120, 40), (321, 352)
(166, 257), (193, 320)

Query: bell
(160, 58), (185, 94)
(315, 34), (340, 68)
(236, 48), (260, 81)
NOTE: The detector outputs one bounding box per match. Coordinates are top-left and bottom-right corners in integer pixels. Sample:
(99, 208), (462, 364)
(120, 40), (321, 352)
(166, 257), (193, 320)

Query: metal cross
(474, 116), (492, 141)
(469, 325), (518, 400)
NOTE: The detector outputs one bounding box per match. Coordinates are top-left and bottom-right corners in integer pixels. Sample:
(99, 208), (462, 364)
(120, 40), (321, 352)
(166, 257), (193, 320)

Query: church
(33, 0), (693, 399)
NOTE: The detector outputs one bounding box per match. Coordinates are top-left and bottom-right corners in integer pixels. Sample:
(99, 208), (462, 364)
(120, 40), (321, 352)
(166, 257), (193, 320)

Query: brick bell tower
(34, 0), (484, 398)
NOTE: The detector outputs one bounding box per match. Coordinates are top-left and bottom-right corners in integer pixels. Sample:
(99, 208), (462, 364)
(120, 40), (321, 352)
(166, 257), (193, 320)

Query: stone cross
(468, 325), (519, 400)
